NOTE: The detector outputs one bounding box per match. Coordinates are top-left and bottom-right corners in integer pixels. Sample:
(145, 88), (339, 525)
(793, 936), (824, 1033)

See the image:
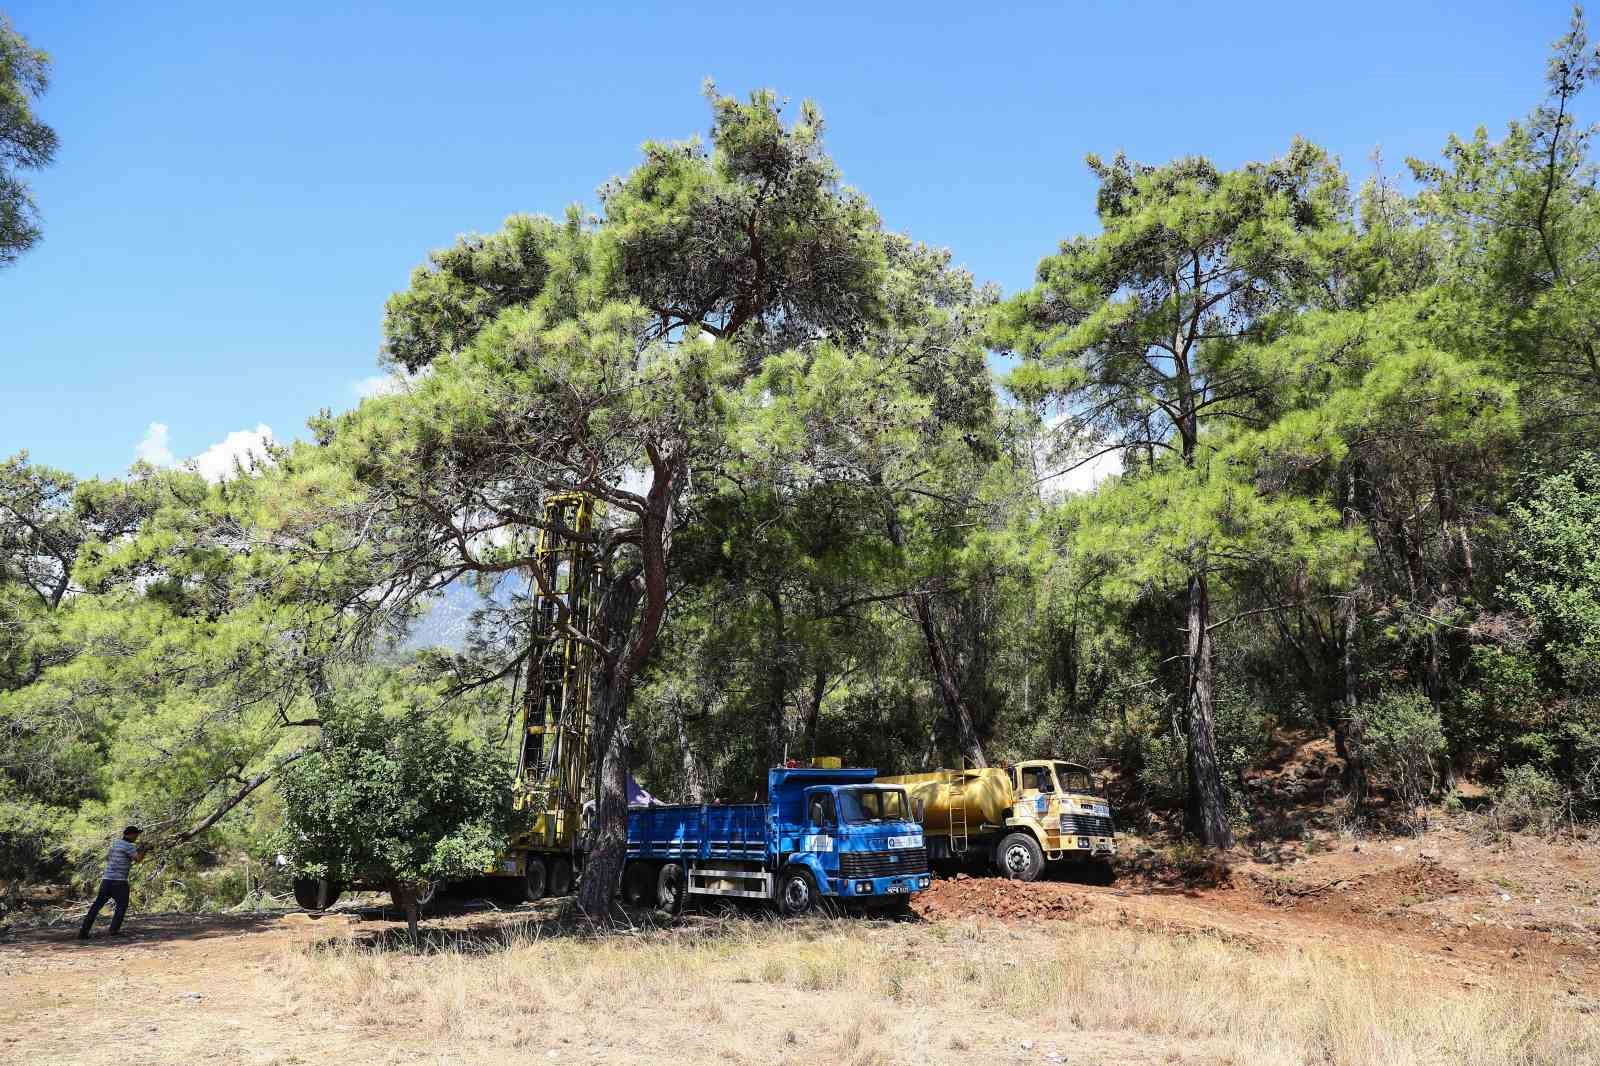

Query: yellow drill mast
(508, 492), (597, 898)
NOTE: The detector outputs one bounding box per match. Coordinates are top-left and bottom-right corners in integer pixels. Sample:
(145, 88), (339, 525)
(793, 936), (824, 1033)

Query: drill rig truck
(489, 491), (598, 901)
(291, 493), (597, 912)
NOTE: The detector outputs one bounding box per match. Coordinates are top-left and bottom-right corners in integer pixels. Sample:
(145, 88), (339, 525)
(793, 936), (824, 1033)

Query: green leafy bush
(1504, 453), (1600, 693)
(274, 702), (519, 918)
(1130, 677), (1272, 824)
(1494, 765), (1567, 833)
(1358, 690), (1446, 827)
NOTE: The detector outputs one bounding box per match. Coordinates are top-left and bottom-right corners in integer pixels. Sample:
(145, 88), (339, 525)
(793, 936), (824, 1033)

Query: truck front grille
(840, 849), (929, 879)
(1058, 814), (1115, 837)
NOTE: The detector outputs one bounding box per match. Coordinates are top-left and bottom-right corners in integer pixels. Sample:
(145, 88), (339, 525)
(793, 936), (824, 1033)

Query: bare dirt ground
(2, 822), (1596, 1065)
(1045, 822), (1600, 1001)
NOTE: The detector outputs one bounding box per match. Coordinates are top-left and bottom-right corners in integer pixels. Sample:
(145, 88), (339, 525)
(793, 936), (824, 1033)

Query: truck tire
(655, 863), (686, 915)
(548, 857), (574, 897)
(522, 857), (548, 902)
(778, 866), (821, 917)
(292, 877), (342, 911)
(997, 832), (1045, 882)
(622, 861), (653, 906)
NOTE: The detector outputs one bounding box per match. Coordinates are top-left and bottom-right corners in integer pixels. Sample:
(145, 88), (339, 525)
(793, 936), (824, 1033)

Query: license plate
(1092, 844), (1112, 855)
(885, 884), (908, 894)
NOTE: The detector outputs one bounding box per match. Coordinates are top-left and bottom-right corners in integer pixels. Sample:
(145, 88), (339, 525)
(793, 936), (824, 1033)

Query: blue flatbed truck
(622, 766), (932, 915)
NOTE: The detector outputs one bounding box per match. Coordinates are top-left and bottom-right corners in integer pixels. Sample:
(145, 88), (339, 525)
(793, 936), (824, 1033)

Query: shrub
(1504, 453), (1600, 693)
(1494, 765), (1567, 833)
(1358, 689), (1446, 829)
(274, 701), (519, 939)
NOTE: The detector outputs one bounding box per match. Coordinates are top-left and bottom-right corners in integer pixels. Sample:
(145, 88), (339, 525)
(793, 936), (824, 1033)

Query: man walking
(77, 826), (144, 940)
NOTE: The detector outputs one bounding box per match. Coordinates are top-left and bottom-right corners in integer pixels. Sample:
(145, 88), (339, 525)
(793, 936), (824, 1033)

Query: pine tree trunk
(1337, 597), (1369, 809)
(912, 588), (989, 769)
(576, 573), (644, 920)
(761, 587), (789, 791)
(882, 501), (987, 769)
(675, 704), (704, 803)
(1184, 572), (1233, 847)
(801, 667), (827, 762)
(390, 882), (420, 948)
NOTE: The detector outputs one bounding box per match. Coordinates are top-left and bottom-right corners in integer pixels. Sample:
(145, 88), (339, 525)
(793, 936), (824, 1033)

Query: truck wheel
(522, 857), (548, 902)
(997, 832), (1045, 882)
(778, 867), (820, 917)
(293, 877), (342, 911)
(548, 858), (574, 897)
(655, 863), (686, 915)
(622, 862), (653, 906)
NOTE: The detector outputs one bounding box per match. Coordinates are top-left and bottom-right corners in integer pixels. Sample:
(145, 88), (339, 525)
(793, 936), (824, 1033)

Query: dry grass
(266, 912), (1599, 1066)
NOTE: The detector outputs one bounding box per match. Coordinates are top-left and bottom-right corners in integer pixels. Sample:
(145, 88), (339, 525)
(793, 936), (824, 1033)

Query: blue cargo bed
(627, 803), (771, 863)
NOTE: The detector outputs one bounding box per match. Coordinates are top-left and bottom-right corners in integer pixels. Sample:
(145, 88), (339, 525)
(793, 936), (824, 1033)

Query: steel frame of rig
(497, 491), (598, 901)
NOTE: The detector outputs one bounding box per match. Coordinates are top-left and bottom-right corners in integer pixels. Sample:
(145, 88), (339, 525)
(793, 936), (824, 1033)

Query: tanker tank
(883, 768), (1015, 833)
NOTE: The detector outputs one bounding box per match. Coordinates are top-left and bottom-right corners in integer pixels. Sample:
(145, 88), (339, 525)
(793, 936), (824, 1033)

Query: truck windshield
(838, 788), (908, 823)
(1054, 763), (1094, 792)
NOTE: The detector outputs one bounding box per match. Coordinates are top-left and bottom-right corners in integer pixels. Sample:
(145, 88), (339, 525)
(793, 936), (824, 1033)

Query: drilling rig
(498, 491), (599, 900)
(289, 492), (602, 914)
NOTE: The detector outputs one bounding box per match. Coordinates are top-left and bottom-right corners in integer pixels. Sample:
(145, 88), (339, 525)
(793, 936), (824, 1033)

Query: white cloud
(351, 374), (403, 400)
(131, 422), (276, 482)
(134, 422), (176, 466)
(190, 424), (275, 482)
(350, 366), (429, 401)
(619, 466), (652, 497)
(1038, 448), (1123, 499)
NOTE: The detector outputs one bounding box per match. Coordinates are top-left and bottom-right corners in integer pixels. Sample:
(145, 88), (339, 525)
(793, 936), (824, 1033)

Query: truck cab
(1006, 760), (1116, 877)
(781, 782), (930, 911)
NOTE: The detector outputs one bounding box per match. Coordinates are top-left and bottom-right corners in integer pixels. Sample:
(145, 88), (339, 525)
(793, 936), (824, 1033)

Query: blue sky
(2, 0), (1575, 478)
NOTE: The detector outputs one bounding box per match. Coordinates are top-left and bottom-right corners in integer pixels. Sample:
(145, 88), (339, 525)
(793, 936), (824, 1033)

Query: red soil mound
(910, 875), (1087, 922)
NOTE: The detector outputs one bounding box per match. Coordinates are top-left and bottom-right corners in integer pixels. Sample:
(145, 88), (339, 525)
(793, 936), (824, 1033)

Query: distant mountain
(381, 575), (527, 658)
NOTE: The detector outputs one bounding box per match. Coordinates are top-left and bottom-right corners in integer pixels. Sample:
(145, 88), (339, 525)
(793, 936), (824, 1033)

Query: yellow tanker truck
(877, 760), (1116, 882)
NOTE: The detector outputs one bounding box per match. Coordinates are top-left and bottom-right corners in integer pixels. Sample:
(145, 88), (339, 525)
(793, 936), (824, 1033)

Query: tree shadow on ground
(6, 909), (290, 949)
(336, 894), (922, 955)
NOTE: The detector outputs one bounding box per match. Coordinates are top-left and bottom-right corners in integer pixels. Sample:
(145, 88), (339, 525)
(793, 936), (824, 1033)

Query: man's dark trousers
(79, 879), (130, 936)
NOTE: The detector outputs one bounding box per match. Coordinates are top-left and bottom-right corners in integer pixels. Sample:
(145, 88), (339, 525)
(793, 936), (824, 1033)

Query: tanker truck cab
(1007, 760), (1117, 879)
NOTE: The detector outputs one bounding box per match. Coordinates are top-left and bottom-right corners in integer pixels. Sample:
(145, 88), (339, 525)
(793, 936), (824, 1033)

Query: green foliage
(1131, 676), (1273, 822)
(18, 14), (1600, 912)
(0, 15), (57, 266)
(599, 84), (885, 352)
(1358, 690), (1447, 824)
(274, 700), (518, 890)
(1494, 764), (1567, 833)
(1504, 452), (1600, 691)
(382, 211), (591, 373)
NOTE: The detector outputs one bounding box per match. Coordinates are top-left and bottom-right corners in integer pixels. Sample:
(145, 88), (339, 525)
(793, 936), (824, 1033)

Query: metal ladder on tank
(948, 773), (970, 858)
